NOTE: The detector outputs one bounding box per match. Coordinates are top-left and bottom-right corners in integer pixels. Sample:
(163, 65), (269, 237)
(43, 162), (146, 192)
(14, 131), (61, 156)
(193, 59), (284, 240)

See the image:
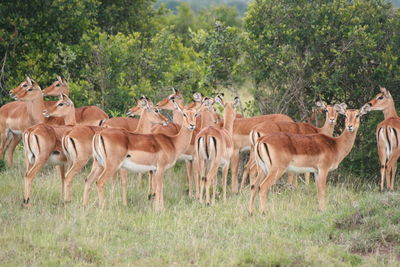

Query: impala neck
(336, 129), (358, 164)
(223, 107), (235, 136)
(135, 109), (154, 134)
(320, 116), (335, 136)
(63, 109), (76, 125)
(26, 97), (45, 124)
(383, 100), (398, 119)
(172, 100), (184, 125)
(200, 108), (216, 128)
(172, 124), (193, 156)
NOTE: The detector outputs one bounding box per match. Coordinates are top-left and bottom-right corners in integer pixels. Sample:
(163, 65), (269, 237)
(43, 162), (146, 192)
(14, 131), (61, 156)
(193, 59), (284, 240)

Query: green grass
(0, 147), (399, 266)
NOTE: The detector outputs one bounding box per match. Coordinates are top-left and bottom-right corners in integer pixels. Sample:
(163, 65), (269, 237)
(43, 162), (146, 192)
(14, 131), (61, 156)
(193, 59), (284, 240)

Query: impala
(240, 101), (339, 190)
(249, 104), (370, 214)
(84, 99), (196, 211)
(365, 87), (399, 190)
(195, 95), (239, 204)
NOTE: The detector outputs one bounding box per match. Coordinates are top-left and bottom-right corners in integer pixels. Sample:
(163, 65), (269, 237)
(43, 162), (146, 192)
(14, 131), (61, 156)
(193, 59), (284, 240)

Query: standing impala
(84, 99), (197, 211)
(365, 87), (399, 190)
(195, 95), (239, 204)
(240, 101), (339, 190)
(250, 104), (370, 214)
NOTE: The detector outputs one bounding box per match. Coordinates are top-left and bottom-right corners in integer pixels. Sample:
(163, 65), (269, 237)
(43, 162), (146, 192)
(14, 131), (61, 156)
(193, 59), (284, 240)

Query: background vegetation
(0, 1), (399, 184)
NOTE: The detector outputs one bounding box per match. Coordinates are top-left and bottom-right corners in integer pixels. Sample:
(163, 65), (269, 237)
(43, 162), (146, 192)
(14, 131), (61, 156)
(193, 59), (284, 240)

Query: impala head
(42, 76), (69, 96)
(9, 77), (38, 99)
(126, 96), (155, 117)
(366, 86), (393, 111)
(214, 93), (240, 115)
(172, 98), (196, 130)
(316, 101), (338, 125)
(335, 103), (370, 132)
(139, 97), (169, 125)
(11, 77), (42, 101)
(43, 93), (74, 118)
(156, 87), (183, 110)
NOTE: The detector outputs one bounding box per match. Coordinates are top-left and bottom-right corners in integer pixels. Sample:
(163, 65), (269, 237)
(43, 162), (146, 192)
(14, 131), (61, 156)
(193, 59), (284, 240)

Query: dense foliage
(0, 0), (399, 179)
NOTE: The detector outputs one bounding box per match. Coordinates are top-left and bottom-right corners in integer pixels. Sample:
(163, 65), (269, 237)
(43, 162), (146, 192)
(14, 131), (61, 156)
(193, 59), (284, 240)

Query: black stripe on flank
(263, 143), (272, 165)
(256, 143), (264, 164)
(392, 128), (398, 149)
(34, 134), (40, 153)
(100, 136), (106, 156)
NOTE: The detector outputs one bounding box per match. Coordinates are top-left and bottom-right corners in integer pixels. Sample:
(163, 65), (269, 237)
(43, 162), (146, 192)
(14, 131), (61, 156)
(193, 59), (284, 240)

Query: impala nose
(329, 119), (335, 124)
(188, 124), (196, 130)
(43, 110), (50, 118)
(347, 125), (354, 132)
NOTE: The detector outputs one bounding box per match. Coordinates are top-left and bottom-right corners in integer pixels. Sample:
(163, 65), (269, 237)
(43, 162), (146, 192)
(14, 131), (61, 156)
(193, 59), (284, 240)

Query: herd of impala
(0, 76), (398, 213)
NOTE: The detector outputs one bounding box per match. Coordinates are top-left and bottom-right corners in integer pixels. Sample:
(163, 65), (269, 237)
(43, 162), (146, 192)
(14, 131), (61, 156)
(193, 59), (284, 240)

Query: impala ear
(315, 101), (327, 110)
(61, 77), (68, 84)
(379, 86), (391, 98)
(233, 96), (240, 107)
(172, 87), (178, 94)
(57, 76), (62, 84)
(215, 94), (224, 106)
(334, 103), (347, 115)
(359, 104), (371, 116)
(171, 97), (183, 112)
(26, 76), (32, 86)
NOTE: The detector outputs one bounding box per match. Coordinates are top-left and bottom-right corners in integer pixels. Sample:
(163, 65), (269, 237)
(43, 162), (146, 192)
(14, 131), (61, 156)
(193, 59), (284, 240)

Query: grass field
(0, 147), (399, 266)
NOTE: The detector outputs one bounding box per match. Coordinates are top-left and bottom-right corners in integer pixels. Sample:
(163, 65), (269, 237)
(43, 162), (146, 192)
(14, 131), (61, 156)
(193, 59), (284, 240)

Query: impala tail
(249, 130), (262, 147)
(92, 134), (107, 167)
(62, 135), (77, 162)
(197, 134), (217, 162)
(254, 141), (272, 174)
(23, 131), (40, 165)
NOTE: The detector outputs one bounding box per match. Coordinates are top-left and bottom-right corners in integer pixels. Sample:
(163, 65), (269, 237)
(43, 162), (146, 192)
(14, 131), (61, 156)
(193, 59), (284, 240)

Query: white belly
(287, 165), (317, 173)
(121, 159), (157, 173)
(178, 154), (193, 161)
(240, 146), (250, 152)
(48, 152), (65, 165)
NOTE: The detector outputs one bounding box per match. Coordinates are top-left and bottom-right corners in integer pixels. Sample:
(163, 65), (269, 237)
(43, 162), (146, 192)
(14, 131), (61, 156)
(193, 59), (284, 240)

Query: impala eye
(56, 84), (60, 87)
(27, 88), (33, 92)
(23, 84), (27, 87)
(183, 113), (187, 117)
(378, 96), (384, 100)
(58, 103), (64, 107)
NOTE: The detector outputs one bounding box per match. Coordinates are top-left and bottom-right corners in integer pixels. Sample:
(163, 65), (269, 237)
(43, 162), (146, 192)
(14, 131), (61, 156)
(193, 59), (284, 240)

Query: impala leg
(304, 172), (311, 185)
(287, 172), (295, 186)
(6, 134), (21, 167)
(315, 170), (328, 210)
(185, 160), (194, 197)
(137, 173), (142, 186)
(240, 155), (253, 192)
(148, 171), (156, 200)
(197, 158), (206, 200)
(230, 149), (240, 193)
(206, 161), (219, 205)
(249, 171), (264, 215)
(56, 165), (66, 201)
(222, 163), (230, 202)
(249, 162), (258, 186)
(153, 167), (165, 212)
(96, 163), (120, 209)
(83, 160), (103, 206)
(23, 160), (48, 206)
(259, 168), (285, 214)
(377, 139), (387, 191)
(387, 152), (400, 190)
(120, 169), (127, 206)
(63, 159), (88, 202)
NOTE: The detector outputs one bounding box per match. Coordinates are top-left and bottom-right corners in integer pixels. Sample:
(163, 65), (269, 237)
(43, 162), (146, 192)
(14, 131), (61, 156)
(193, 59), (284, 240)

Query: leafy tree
(245, 0), (400, 178)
